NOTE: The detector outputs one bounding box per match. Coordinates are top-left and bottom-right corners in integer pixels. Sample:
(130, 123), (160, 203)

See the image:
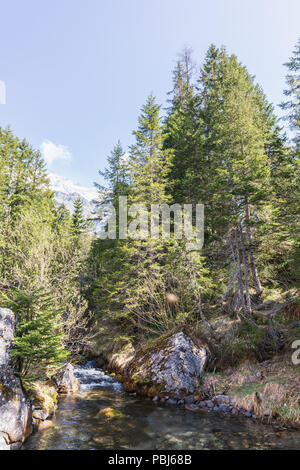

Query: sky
(0, 0), (299, 188)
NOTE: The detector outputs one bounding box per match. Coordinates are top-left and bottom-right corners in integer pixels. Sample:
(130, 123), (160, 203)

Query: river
(23, 362), (300, 450)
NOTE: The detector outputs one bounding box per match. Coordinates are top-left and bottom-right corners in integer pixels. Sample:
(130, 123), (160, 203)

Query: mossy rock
(97, 407), (125, 419)
(0, 382), (14, 400)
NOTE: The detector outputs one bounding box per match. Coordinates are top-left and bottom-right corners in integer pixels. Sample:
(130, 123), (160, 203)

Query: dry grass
(203, 352), (300, 426)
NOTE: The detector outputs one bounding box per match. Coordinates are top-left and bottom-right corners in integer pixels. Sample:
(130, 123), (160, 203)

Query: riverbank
(87, 323), (300, 430)
(23, 362), (300, 450)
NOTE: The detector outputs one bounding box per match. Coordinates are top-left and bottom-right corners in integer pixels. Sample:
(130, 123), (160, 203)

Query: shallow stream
(23, 362), (300, 450)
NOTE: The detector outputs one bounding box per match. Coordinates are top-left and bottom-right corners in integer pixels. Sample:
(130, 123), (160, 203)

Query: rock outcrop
(0, 308), (32, 450)
(125, 332), (208, 397)
(52, 363), (78, 393)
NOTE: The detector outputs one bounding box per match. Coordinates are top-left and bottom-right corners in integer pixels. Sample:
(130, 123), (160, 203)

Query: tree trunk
(232, 230), (246, 315)
(239, 222), (252, 315)
(245, 202), (263, 297)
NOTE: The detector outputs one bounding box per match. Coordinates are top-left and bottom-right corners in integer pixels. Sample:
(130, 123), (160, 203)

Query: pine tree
(196, 45), (284, 314)
(1, 289), (68, 380)
(72, 197), (87, 237)
(96, 140), (129, 206)
(87, 94), (212, 340)
(281, 37), (300, 152)
(129, 93), (173, 205)
(164, 48), (203, 204)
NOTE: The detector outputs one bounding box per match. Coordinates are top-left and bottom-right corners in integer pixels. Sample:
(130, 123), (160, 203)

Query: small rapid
(74, 361), (123, 392)
(23, 363), (300, 450)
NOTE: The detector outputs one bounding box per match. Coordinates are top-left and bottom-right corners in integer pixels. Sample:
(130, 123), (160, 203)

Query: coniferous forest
(0, 37), (300, 450)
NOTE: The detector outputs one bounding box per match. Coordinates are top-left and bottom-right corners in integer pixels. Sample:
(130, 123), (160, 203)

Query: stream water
(23, 362), (300, 450)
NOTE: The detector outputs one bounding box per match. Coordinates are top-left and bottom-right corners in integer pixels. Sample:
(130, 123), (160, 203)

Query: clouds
(40, 140), (72, 166)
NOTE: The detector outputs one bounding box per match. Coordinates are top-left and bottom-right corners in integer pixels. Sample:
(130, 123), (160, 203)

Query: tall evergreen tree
(72, 197), (87, 237)
(164, 48), (203, 204)
(281, 37), (300, 152)
(129, 93), (173, 205)
(196, 45), (287, 314)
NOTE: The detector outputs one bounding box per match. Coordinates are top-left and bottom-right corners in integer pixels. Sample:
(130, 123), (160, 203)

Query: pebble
(219, 405), (229, 412)
(148, 390), (254, 421)
(184, 395), (195, 405)
(185, 404), (199, 412)
(167, 398), (177, 406)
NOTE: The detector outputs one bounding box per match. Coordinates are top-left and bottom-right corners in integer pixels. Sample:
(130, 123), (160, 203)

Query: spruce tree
(164, 48), (202, 204)
(1, 289), (68, 380)
(281, 37), (300, 152)
(72, 197), (87, 237)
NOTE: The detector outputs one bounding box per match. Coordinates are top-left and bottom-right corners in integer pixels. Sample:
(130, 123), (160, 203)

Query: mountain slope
(48, 172), (99, 217)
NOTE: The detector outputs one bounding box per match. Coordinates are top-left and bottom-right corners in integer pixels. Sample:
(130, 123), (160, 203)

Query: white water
(74, 361), (123, 391)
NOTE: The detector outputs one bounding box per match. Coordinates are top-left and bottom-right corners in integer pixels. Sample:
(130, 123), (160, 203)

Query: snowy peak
(48, 172), (98, 203)
(48, 172), (99, 216)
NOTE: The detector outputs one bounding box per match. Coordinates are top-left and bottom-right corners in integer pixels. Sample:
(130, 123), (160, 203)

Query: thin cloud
(41, 140), (72, 166)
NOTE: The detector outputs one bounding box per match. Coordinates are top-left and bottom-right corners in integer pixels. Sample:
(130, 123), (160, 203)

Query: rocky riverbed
(23, 362), (300, 450)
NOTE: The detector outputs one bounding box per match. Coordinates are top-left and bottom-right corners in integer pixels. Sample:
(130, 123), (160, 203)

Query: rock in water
(0, 308), (32, 450)
(126, 332), (207, 397)
(52, 363), (79, 393)
(97, 407), (125, 419)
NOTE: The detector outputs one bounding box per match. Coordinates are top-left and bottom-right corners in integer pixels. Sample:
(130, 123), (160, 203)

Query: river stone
(184, 395), (196, 405)
(219, 405), (229, 412)
(33, 409), (49, 421)
(185, 404), (199, 412)
(206, 400), (214, 408)
(0, 308), (33, 450)
(52, 363), (79, 393)
(167, 398), (177, 406)
(126, 332), (207, 396)
(212, 395), (231, 406)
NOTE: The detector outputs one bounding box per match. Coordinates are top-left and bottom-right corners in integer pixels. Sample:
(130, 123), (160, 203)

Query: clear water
(23, 362), (300, 450)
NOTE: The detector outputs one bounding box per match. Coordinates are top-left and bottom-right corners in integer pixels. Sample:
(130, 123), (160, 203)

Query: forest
(0, 40), (299, 428)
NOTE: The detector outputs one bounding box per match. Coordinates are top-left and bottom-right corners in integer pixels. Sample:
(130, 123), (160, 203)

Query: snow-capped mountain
(48, 171), (99, 217)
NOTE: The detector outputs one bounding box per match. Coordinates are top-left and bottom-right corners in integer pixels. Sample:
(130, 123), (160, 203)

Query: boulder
(32, 409), (49, 421)
(52, 363), (78, 393)
(212, 395), (231, 406)
(126, 332), (207, 397)
(0, 308), (32, 450)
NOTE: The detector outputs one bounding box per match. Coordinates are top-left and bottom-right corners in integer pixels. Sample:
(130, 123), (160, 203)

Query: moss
(0, 382), (14, 400)
(131, 374), (150, 386)
(97, 407), (125, 419)
(24, 381), (57, 413)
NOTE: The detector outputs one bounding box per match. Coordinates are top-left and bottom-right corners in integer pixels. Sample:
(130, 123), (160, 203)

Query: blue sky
(0, 0), (299, 187)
